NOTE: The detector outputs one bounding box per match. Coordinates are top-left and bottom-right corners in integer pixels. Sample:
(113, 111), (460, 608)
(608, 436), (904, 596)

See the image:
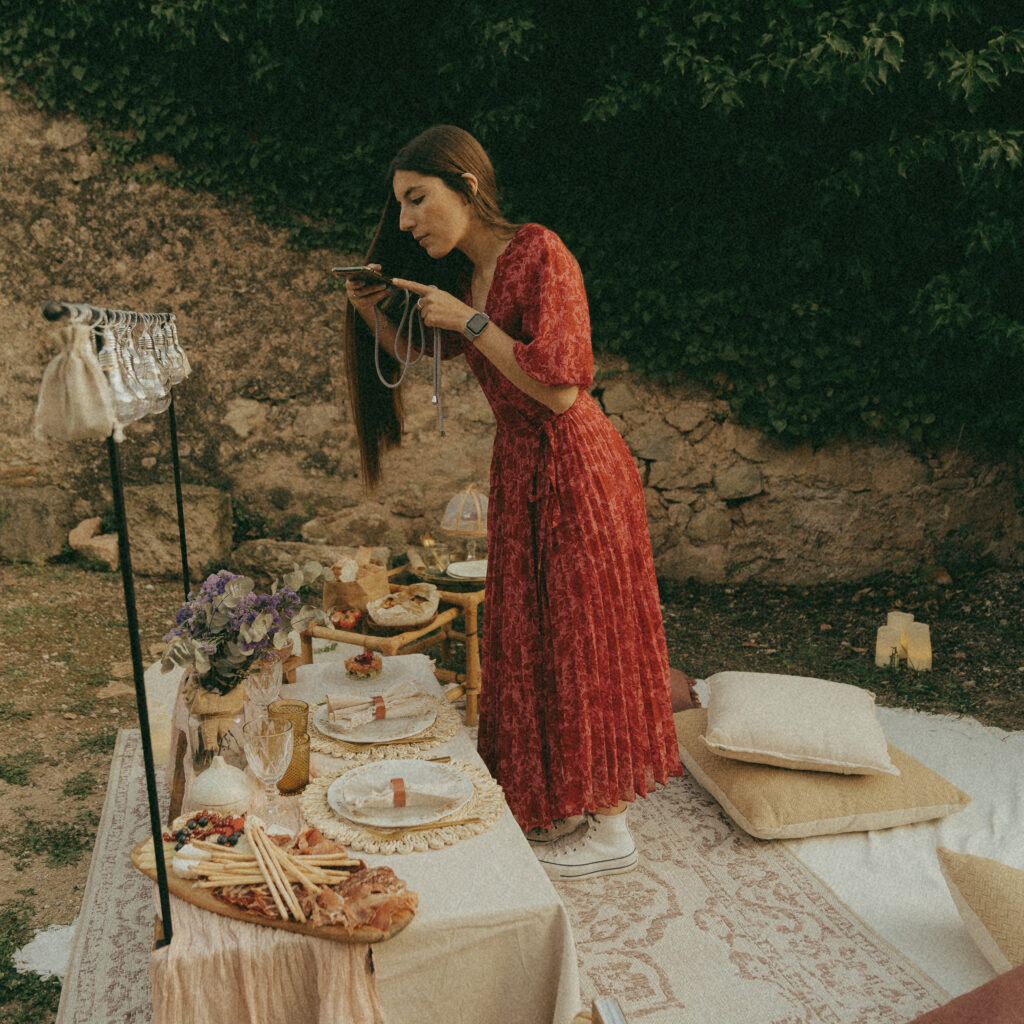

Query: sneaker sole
(540, 852), (639, 881)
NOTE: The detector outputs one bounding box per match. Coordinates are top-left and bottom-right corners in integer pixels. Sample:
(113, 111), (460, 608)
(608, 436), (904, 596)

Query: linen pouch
(33, 322), (116, 442)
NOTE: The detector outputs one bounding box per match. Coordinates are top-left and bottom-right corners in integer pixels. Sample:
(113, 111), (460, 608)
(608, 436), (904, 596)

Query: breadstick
(247, 829), (291, 920)
(251, 826), (305, 921)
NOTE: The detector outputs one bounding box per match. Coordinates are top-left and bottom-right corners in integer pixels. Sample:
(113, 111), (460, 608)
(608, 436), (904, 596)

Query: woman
(343, 125), (682, 880)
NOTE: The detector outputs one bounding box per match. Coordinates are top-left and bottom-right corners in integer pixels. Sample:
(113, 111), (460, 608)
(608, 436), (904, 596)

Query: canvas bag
(33, 322), (116, 441)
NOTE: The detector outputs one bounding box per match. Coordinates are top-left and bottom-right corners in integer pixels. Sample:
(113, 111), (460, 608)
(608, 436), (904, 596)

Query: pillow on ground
(937, 847), (1024, 974)
(702, 671), (899, 775)
(676, 709), (969, 840)
(903, 962), (1024, 1023)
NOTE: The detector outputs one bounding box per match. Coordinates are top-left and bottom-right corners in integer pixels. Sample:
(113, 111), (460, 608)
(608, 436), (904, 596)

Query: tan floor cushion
(676, 708), (969, 839)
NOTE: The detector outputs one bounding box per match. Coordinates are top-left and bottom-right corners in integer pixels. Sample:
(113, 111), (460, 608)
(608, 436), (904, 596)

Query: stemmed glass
(242, 719), (294, 829)
(244, 656), (283, 717)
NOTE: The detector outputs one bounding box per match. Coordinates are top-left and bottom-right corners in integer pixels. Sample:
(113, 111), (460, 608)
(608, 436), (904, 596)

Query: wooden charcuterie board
(130, 838), (415, 944)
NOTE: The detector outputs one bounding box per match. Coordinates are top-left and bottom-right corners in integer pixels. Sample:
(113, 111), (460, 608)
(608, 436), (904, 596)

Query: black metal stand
(42, 300), (192, 948)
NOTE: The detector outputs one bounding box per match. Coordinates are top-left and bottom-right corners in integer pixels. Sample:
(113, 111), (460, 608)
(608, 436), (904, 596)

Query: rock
(70, 151), (102, 182)
(230, 539), (389, 586)
(664, 401), (706, 434)
(69, 516), (101, 545)
(69, 516), (119, 570)
(601, 379), (638, 416)
(223, 398), (266, 438)
(685, 508), (733, 543)
(79, 532), (119, 571)
(123, 484), (232, 577)
(300, 518), (330, 543)
(44, 122), (88, 150)
(0, 485), (74, 561)
(714, 463), (763, 501)
(29, 217), (58, 248)
(622, 413), (681, 461)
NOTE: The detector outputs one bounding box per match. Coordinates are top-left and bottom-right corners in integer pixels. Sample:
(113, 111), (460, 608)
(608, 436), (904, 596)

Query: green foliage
(1, 1), (1022, 450)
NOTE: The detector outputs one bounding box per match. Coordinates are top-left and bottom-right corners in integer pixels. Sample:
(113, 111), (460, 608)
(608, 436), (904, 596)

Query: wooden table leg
(462, 596), (482, 727)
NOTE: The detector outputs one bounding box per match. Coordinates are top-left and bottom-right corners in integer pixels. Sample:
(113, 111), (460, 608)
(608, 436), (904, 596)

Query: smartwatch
(463, 311), (490, 340)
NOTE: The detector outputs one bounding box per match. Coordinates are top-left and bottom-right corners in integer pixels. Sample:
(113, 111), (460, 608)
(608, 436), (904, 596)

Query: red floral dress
(450, 224), (682, 830)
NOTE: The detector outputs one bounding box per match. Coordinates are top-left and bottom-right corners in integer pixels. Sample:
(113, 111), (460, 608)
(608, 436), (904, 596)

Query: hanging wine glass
(162, 314), (190, 385)
(95, 313), (141, 432)
(137, 313), (171, 413)
(114, 313), (152, 420)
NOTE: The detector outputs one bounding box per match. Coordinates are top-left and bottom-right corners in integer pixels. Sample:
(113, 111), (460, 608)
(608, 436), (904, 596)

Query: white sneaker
(524, 815), (586, 844)
(534, 811), (638, 880)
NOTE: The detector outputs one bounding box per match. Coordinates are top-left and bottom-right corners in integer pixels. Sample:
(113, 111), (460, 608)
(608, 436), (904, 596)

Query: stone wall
(2, 89), (1021, 582)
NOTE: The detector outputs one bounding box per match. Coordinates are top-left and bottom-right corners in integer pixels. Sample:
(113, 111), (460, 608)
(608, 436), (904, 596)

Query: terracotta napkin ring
(391, 778), (406, 807)
(373, 695), (386, 719)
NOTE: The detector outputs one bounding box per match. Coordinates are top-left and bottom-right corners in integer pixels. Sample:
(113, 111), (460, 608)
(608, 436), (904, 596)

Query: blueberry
(197, 818), (209, 827)
(216, 834), (227, 844)
(227, 834), (239, 846)
(174, 841), (184, 850)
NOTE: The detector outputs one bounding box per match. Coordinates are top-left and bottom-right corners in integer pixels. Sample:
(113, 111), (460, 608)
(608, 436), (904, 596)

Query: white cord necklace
(373, 290), (445, 436)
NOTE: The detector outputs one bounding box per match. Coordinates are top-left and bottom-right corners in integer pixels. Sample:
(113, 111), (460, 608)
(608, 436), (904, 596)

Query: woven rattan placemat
(300, 758), (505, 854)
(308, 696), (461, 762)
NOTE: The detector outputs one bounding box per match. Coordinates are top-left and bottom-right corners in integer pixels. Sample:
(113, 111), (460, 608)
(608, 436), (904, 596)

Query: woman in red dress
(343, 125), (682, 879)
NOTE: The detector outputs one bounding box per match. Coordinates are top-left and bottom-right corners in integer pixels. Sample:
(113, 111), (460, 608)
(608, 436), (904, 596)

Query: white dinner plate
(313, 697), (437, 745)
(327, 760), (475, 828)
(446, 559), (487, 580)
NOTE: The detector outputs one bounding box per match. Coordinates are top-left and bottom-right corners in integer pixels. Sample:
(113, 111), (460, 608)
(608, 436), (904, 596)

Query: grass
(61, 773), (98, 801)
(0, 704), (32, 723)
(1, 811), (99, 872)
(0, 752), (44, 788)
(0, 899), (61, 1024)
(69, 729), (118, 757)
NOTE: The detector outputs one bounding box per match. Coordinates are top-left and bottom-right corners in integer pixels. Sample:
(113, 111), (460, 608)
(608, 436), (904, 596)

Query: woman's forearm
(472, 323), (578, 414)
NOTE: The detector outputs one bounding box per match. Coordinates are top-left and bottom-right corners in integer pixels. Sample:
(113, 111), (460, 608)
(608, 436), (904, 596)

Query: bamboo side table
(298, 585), (486, 725)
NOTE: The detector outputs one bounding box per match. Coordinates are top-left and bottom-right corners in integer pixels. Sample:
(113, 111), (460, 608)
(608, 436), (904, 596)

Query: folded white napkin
(339, 773), (464, 813)
(326, 680), (429, 730)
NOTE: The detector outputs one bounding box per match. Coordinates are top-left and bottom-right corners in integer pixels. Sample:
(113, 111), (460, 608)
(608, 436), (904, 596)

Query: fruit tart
(344, 650), (383, 679)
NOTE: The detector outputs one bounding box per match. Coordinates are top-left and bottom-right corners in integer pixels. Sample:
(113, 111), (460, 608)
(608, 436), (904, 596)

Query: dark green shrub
(2, 1), (1021, 450)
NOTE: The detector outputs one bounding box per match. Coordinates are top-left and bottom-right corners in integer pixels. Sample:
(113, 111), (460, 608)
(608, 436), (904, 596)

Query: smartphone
(332, 265), (393, 286)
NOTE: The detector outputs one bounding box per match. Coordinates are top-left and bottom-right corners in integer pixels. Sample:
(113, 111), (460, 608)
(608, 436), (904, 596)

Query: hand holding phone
(332, 264), (393, 286)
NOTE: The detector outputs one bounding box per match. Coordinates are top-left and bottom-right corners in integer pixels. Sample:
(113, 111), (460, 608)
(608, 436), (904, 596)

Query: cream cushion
(702, 671), (899, 775)
(937, 847), (1024, 974)
(676, 709), (970, 840)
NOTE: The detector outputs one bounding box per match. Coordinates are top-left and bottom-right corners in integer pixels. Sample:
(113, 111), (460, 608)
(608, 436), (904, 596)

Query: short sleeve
(510, 229), (593, 388)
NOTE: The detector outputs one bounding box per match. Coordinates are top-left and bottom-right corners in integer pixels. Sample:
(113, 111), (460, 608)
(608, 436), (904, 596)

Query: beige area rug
(57, 730), (163, 1024)
(59, 731), (949, 1024)
(555, 772), (950, 1023)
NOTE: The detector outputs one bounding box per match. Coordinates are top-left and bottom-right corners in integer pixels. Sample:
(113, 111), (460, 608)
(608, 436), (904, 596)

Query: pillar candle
(875, 625), (902, 668)
(887, 611), (915, 658)
(905, 622), (932, 671)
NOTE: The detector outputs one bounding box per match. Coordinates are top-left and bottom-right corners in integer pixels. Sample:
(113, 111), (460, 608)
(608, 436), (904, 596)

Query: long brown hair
(343, 125), (519, 486)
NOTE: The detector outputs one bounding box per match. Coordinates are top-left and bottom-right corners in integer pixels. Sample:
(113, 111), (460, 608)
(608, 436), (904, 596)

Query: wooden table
(301, 581), (486, 724)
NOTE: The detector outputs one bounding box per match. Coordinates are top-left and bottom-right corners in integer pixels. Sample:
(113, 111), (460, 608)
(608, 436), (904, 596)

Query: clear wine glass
(244, 656), (283, 717)
(242, 719), (293, 828)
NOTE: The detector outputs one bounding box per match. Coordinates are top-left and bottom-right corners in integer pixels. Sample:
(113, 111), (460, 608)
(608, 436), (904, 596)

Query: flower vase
(182, 669), (246, 773)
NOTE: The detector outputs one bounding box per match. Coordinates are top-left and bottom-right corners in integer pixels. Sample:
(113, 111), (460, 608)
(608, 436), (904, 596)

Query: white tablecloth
(164, 644), (582, 1024)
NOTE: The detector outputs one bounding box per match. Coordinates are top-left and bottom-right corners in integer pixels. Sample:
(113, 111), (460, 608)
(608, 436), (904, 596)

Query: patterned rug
(557, 773), (949, 1023)
(58, 731), (949, 1024)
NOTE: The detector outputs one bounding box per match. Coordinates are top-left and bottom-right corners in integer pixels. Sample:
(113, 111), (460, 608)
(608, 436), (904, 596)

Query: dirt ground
(0, 559), (1021, 1022)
